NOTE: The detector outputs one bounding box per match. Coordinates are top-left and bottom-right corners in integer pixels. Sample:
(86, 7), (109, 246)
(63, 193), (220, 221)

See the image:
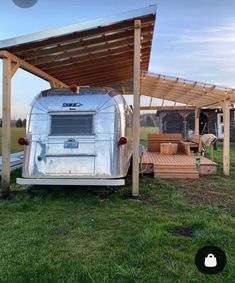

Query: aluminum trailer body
(17, 87), (133, 186)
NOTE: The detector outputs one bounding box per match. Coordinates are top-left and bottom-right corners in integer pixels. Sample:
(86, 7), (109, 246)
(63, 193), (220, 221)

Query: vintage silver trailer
(17, 87), (133, 186)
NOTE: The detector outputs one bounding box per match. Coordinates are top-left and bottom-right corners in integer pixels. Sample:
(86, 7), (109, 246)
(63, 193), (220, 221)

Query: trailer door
(46, 114), (95, 175)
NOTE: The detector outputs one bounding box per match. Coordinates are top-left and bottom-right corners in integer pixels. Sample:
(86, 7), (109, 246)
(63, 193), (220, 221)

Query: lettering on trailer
(62, 103), (83, 107)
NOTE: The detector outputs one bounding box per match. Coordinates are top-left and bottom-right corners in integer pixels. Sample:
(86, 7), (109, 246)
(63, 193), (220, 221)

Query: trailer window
(51, 114), (93, 135)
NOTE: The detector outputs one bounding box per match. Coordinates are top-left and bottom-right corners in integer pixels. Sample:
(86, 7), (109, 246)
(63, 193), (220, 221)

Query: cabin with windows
(156, 108), (235, 141)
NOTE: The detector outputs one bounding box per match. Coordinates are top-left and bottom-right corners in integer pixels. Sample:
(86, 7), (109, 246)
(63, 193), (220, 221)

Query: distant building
(140, 113), (159, 127)
(156, 108), (235, 141)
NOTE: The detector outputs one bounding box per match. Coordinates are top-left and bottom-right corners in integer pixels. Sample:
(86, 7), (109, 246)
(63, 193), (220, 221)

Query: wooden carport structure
(0, 5), (234, 198)
(0, 5), (156, 197)
(140, 72), (235, 179)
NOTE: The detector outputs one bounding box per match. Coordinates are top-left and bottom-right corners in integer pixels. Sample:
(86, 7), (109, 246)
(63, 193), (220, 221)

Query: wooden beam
(27, 38), (151, 65)
(1, 57), (11, 196)
(0, 50), (67, 87)
(132, 19), (141, 197)
(223, 100), (230, 176)
(44, 52), (136, 74)
(49, 56), (149, 78)
(41, 53), (134, 73)
(10, 61), (20, 78)
(197, 96), (231, 108)
(142, 84), (220, 106)
(20, 28), (152, 60)
(195, 108), (201, 135)
(163, 81), (197, 103)
(65, 72), (133, 87)
(60, 66), (134, 83)
(162, 78), (179, 101)
(65, 68), (133, 84)
(49, 81), (62, 88)
(37, 44), (150, 71)
(35, 46), (151, 72)
(140, 106), (196, 110)
(30, 42), (151, 66)
(19, 28), (153, 60)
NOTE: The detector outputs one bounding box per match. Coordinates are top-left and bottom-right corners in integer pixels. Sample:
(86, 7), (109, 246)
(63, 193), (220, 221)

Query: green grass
(0, 127), (26, 154)
(0, 128), (235, 282)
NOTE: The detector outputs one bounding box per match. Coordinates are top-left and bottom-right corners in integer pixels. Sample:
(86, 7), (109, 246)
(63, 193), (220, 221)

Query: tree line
(0, 119), (27, 127)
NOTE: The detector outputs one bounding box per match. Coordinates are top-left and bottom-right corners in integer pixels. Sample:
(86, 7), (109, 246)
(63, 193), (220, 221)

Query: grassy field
(0, 128), (26, 154)
(0, 128), (235, 282)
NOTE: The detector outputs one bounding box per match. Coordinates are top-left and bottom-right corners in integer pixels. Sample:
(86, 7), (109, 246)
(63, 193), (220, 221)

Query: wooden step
(154, 164), (199, 179)
(154, 168), (198, 173)
(155, 165), (196, 170)
(154, 173), (199, 179)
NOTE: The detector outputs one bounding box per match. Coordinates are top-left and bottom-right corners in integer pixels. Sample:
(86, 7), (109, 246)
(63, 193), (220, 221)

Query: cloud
(150, 20), (235, 89)
(172, 23), (235, 44)
(175, 35), (235, 44)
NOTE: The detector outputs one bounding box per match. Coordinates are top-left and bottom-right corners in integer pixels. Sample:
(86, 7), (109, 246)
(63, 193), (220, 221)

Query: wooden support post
(1, 55), (20, 197)
(195, 108), (201, 135)
(50, 81), (56, 88)
(132, 19), (141, 197)
(223, 100), (230, 176)
(1, 57), (12, 196)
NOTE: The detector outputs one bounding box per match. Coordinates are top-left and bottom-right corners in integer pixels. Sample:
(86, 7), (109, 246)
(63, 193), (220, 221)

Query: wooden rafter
(8, 14), (155, 54)
(0, 50), (67, 87)
(48, 57), (148, 79)
(23, 28), (152, 60)
(161, 78), (179, 101)
(140, 105), (196, 110)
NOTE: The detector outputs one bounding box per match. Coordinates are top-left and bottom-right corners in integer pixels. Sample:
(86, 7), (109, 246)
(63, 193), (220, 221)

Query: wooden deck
(141, 152), (217, 179)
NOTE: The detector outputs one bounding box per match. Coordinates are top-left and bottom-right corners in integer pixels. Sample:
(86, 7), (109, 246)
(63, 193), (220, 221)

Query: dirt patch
(182, 186), (235, 213)
(122, 192), (148, 201)
(170, 227), (194, 238)
(57, 228), (70, 238)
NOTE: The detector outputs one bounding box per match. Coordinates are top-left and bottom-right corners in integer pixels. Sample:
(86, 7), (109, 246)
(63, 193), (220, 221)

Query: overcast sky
(1, 0), (235, 118)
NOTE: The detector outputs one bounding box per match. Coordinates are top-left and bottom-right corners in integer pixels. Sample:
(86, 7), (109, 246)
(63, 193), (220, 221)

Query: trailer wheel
(89, 186), (117, 199)
(27, 185), (53, 198)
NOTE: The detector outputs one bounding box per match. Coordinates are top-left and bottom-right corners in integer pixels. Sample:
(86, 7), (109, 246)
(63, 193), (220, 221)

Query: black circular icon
(195, 246), (226, 275)
(12, 0), (38, 8)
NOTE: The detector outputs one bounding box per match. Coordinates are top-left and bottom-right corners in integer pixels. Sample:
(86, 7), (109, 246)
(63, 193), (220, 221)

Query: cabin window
(51, 114), (93, 135)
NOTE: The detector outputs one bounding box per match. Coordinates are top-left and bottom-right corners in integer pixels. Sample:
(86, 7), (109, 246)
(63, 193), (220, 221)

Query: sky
(1, 0), (235, 118)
